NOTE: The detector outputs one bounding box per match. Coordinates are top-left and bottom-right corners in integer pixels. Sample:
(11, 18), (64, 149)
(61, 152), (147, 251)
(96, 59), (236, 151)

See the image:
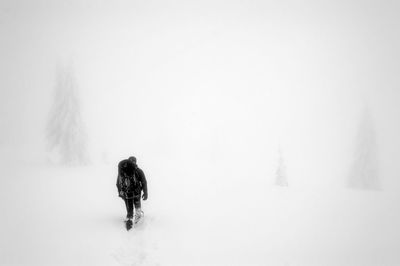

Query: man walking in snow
(116, 156), (148, 224)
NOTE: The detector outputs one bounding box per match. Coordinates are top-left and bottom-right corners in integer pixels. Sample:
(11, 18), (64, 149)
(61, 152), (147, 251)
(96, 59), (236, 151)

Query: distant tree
(275, 147), (288, 187)
(46, 65), (89, 165)
(348, 108), (379, 190)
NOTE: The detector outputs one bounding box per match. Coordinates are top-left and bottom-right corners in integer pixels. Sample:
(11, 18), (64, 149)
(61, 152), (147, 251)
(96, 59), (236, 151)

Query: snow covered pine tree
(46, 65), (89, 165)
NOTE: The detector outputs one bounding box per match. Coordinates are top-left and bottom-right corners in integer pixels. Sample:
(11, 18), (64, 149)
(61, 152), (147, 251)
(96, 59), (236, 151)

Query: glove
(142, 193), (148, 201)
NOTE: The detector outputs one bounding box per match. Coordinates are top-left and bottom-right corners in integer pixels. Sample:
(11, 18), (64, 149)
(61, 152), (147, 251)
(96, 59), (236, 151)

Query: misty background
(1, 0), (400, 265)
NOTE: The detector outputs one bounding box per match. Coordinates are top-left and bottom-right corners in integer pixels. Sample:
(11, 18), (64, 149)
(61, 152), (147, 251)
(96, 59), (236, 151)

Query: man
(116, 156), (148, 223)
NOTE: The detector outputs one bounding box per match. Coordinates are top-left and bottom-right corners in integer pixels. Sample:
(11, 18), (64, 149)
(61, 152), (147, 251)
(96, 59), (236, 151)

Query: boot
(134, 208), (144, 223)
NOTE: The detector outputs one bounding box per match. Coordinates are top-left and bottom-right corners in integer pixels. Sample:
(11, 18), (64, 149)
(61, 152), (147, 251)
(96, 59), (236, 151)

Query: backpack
(121, 172), (138, 192)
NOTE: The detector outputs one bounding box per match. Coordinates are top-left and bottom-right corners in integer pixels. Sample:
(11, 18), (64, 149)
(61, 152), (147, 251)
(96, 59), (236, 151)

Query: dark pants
(124, 194), (141, 219)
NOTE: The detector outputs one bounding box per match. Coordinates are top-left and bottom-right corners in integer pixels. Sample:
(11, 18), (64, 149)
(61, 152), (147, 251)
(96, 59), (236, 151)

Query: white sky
(0, 0), (400, 187)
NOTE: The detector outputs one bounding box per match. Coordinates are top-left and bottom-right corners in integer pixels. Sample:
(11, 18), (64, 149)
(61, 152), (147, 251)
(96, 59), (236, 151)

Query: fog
(1, 0), (400, 265)
(2, 0), (399, 182)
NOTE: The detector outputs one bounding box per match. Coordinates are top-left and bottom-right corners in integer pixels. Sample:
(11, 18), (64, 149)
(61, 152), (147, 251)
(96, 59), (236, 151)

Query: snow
(1, 1), (400, 265)
(1, 161), (399, 266)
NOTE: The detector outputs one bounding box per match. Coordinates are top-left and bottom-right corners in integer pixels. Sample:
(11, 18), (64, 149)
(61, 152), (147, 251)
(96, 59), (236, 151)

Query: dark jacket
(116, 159), (148, 199)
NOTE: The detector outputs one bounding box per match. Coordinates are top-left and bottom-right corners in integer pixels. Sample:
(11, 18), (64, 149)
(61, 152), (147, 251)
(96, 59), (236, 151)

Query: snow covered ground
(1, 0), (400, 265)
(1, 161), (399, 266)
